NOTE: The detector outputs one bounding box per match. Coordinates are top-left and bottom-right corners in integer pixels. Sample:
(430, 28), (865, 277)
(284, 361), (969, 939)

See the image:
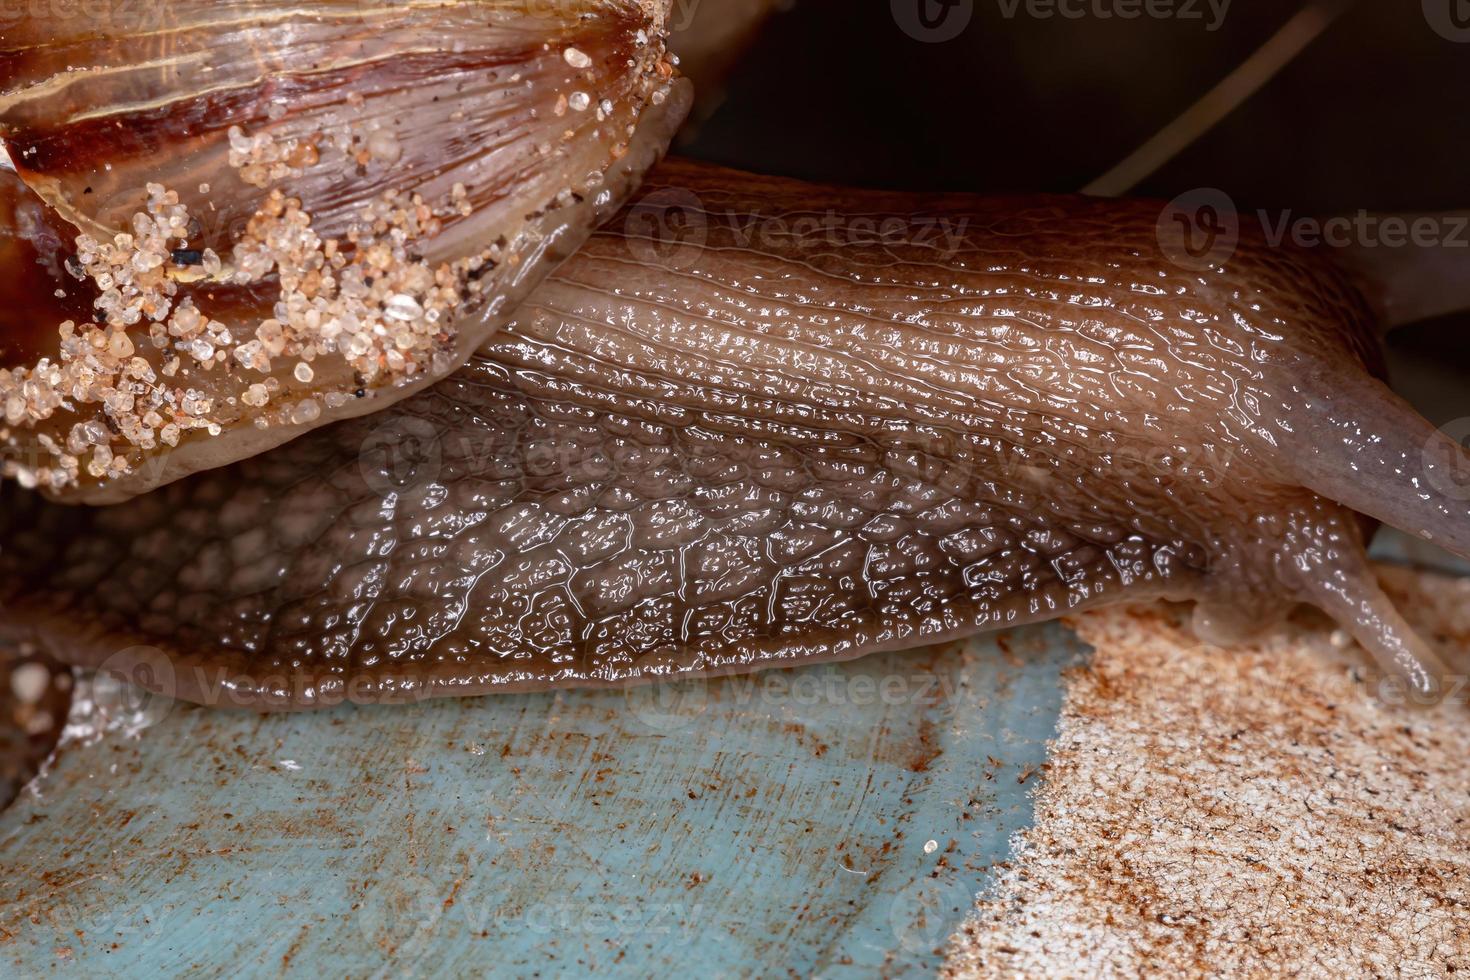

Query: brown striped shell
(0, 0), (688, 502)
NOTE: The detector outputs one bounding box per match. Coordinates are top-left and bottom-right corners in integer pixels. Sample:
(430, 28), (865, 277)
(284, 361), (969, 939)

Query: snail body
(1, 160), (1463, 707)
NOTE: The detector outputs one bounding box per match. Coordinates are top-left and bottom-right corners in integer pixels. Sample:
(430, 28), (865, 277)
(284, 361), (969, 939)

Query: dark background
(679, 0), (1469, 405)
(683, 0), (1469, 211)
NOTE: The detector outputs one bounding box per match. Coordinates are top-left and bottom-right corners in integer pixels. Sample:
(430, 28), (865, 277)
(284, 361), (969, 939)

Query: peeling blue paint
(1, 622), (1084, 977)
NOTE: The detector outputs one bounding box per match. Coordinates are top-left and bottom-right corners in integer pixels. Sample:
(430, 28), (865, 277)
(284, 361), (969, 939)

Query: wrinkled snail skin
(0, 0), (687, 502)
(2, 159), (1464, 709)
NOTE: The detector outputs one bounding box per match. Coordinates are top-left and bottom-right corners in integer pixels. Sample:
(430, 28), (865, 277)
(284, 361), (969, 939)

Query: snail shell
(0, 0), (688, 502)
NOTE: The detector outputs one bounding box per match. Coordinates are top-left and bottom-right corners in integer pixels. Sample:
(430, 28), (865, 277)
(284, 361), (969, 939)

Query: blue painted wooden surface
(0, 624), (1084, 977)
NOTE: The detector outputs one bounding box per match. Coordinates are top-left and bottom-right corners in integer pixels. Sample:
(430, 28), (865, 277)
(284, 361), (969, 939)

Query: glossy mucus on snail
(0, 0), (1467, 712)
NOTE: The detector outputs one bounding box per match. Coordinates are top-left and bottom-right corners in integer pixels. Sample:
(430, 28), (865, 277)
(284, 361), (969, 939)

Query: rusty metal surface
(0, 624), (1083, 977)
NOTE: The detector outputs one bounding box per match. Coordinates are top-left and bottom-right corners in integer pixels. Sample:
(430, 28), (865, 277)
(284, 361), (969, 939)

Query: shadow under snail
(0, 0), (1466, 712)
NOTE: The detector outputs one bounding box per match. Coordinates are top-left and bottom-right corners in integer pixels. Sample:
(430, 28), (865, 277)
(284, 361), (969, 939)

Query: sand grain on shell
(945, 563), (1470, 978)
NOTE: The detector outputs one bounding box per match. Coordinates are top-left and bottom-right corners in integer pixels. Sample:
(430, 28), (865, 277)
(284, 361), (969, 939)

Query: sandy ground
(945, 564), (1470, 978)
